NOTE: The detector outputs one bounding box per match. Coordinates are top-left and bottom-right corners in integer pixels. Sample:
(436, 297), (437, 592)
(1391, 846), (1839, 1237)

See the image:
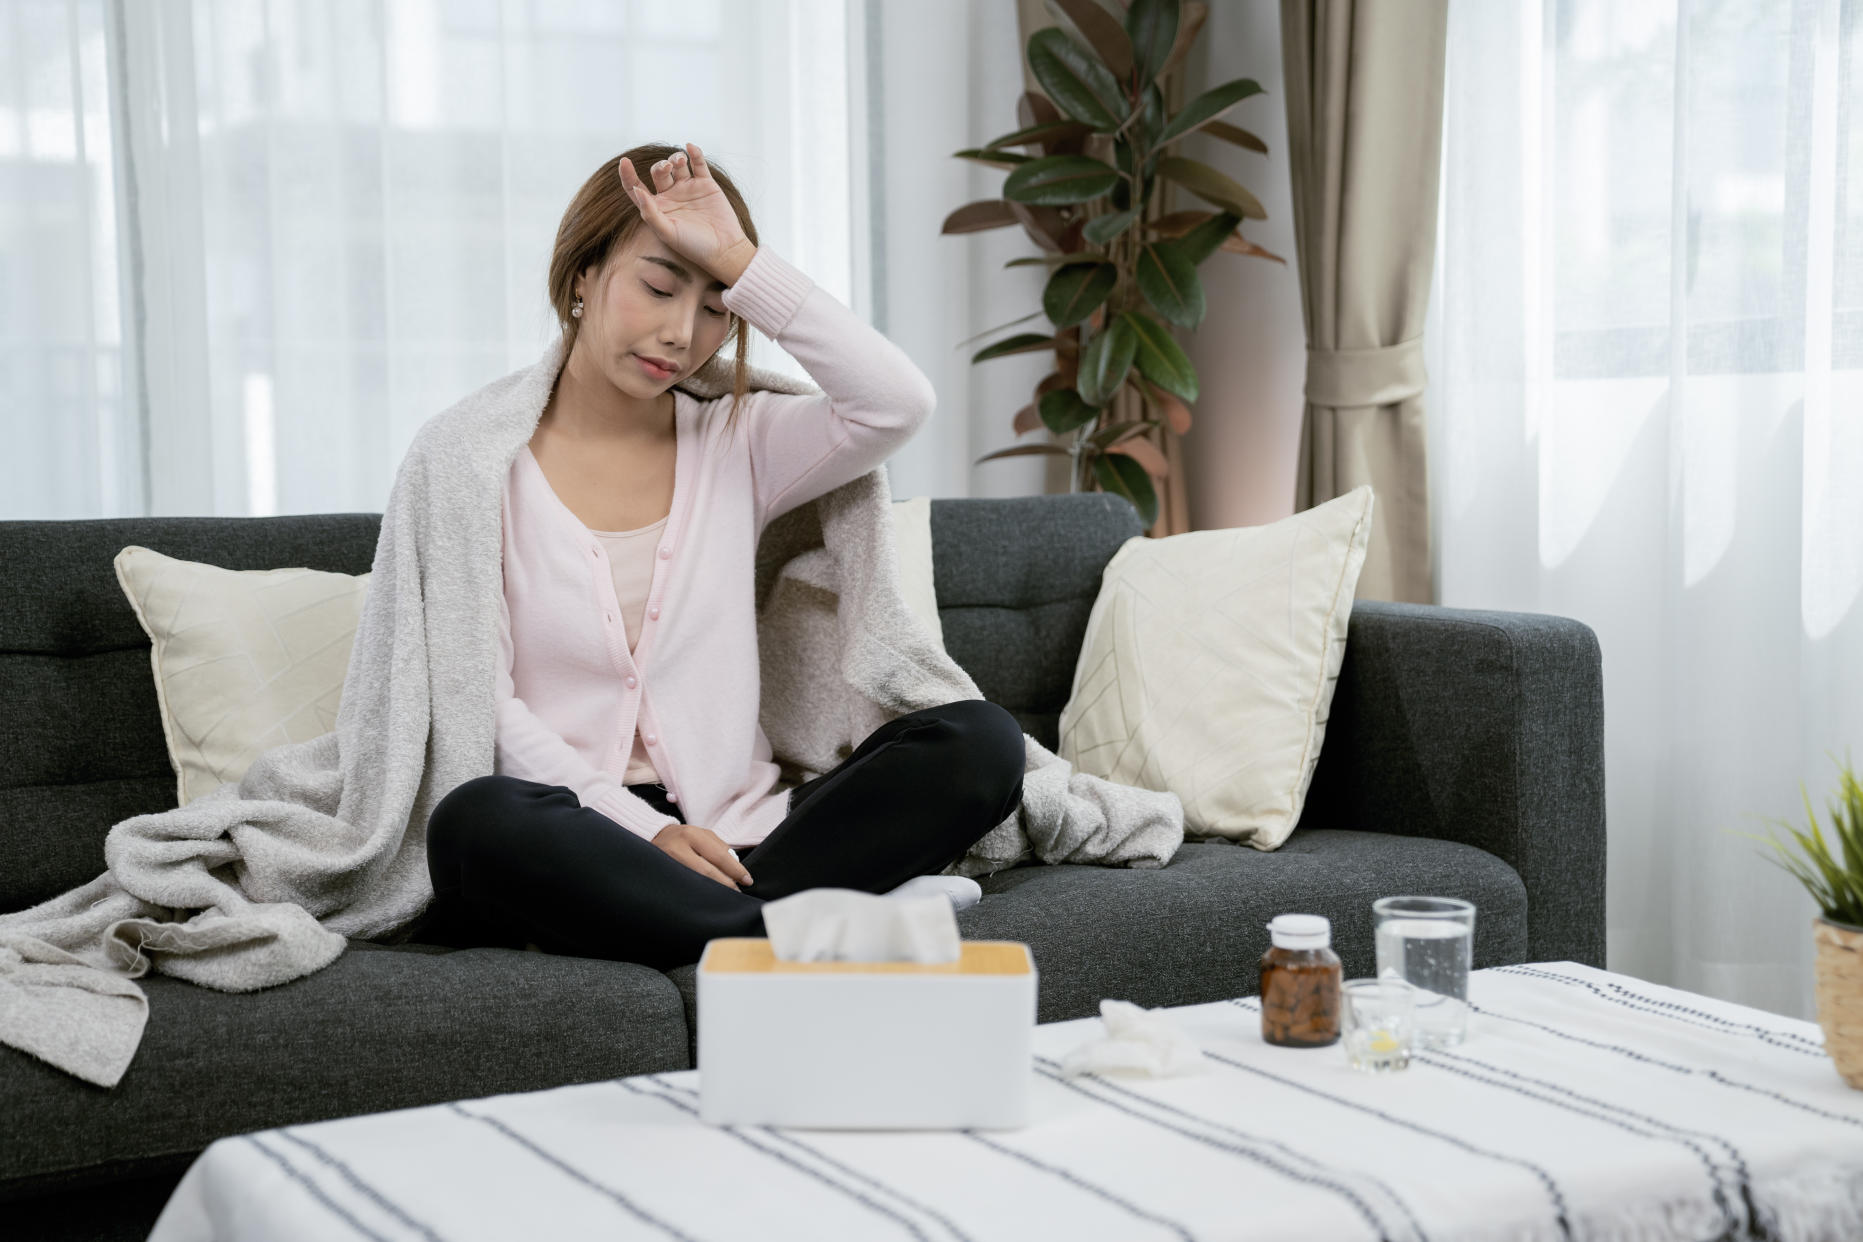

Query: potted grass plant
(1755, 753), (1863, 1087)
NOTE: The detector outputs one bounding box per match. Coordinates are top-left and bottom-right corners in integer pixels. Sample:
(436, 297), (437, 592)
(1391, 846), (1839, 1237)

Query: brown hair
(547, 142), (759, 434)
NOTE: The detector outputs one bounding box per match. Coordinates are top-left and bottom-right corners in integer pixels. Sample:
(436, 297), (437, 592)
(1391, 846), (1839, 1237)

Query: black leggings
(418, 698), (1026, 970)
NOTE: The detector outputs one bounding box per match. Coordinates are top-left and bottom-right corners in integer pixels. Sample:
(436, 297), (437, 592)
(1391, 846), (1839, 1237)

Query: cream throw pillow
(114, 546), (371, 806)
(1058, 486), (1375, 850)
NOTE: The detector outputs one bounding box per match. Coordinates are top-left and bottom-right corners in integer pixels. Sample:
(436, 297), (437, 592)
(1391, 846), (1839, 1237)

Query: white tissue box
(696, 937), (1037, 1129)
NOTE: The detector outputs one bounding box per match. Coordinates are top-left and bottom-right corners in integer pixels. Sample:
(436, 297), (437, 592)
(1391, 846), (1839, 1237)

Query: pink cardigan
(494, 246), (938, 848)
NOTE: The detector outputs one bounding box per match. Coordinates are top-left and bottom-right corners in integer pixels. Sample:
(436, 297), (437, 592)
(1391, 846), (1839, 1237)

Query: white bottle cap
(1267, 913), (1331, 950)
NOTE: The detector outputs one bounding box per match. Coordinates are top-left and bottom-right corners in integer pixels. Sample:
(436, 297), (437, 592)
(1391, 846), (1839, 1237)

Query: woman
(417, 142), (1026, 971)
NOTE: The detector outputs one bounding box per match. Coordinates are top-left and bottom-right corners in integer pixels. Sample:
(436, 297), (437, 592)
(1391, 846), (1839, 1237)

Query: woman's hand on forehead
(620, 145), (755, 289)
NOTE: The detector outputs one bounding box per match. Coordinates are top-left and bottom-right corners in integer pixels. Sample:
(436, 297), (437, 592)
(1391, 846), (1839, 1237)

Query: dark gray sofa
(0, 493), (1605, 1241)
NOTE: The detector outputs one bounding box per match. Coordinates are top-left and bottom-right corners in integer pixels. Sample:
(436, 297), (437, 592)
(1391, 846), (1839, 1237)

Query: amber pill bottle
(1258, 913), (1342, 1048)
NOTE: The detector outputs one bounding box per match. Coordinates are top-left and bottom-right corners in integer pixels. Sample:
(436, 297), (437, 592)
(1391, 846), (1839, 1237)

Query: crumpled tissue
(761, 888), (961, 963)
(1059, 999), (1210, 1077)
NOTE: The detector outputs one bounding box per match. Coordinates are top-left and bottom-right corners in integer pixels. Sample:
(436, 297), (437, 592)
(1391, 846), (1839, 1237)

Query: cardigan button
(644, 733), (658, 745)
(625, 674), (637, 688)
(648, 605), (661, 620)
(659, 546), (671, 559)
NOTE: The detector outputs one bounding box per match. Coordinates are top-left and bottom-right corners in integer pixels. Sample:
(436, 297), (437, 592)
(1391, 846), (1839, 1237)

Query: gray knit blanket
(0, 334), (1184, 1089)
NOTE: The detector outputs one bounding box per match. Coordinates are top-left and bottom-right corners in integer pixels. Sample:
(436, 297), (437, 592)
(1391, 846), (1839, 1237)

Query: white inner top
(587, 514), (669, 788)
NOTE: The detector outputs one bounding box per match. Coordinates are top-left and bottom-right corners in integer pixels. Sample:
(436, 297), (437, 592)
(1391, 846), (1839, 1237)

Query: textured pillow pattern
(114, 545), (371, 806)
(1058, 486), (1375, 850)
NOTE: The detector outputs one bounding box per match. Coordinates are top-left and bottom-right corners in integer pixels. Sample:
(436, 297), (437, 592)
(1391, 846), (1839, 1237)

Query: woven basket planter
(1813, 916), (1863, 1088)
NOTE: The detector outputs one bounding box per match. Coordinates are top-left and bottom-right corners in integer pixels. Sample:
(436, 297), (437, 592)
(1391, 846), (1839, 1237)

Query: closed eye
(645, 282), (727, 317)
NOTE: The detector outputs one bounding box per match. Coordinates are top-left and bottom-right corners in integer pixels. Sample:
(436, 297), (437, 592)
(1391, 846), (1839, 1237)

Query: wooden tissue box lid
(700, 937), (1031, 975)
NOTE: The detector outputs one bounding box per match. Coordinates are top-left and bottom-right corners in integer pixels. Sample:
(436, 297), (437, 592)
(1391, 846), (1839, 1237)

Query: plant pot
(1813, 915), (1863, 1088)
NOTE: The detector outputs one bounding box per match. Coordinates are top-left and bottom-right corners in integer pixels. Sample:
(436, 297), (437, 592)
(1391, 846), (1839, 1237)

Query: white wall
(1179, 0), (1306, 529)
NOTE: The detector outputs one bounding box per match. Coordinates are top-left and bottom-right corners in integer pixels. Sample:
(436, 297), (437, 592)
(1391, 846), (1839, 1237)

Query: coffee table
(148, 962), (1863, 1241)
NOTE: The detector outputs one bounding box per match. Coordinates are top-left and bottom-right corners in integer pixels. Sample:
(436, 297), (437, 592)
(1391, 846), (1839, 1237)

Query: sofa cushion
(0, 515), (383, 915)
(3, 496), (1124, 915)
(666, 830), (1527, 1052)
(929, 493), (1142, 751)
(0, 939), (689, 1200)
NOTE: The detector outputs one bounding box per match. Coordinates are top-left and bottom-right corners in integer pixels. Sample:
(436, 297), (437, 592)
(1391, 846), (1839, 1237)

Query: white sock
(883, 874), (982, 912)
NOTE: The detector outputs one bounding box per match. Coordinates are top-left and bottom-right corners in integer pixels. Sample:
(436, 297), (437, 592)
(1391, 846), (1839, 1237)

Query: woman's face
(573, 229), (736, 398)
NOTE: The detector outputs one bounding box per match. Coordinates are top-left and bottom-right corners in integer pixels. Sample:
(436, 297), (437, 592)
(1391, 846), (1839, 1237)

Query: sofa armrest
(1301, 600), (1606, 967)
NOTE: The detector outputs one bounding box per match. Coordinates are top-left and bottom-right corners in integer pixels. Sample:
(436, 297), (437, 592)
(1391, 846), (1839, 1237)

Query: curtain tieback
(1304, 336), (1427, 409)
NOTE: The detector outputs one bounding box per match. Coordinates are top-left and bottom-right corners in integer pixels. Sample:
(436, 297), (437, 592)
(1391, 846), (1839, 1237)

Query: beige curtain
(1280, 0), (1447, 602)
(1014, 0), (1192, 538)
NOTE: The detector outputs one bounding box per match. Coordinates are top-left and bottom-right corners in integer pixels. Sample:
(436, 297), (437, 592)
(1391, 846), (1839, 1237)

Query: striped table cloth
(149, 963), (1863, 1242)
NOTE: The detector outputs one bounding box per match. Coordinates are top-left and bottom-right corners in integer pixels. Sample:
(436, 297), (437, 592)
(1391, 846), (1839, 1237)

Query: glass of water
(1372, 896), (1475, 1048)
(1342, 977), (1416, 1072)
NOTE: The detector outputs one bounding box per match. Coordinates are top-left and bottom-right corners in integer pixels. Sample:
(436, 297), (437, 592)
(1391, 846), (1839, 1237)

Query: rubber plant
(942, 0), (1282, 529)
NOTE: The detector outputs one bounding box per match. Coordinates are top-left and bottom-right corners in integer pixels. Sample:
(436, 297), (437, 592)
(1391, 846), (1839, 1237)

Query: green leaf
(1082, 207), (1143, 245)
(1113, 137), (1137, 179)
(1120, 310), (1198, 401)
(1087, 417), (1162, 449)
(1137, 82), (1166, 150)
(1155, 78), (1265, 146)
(1046, 0), (1135, 79)
(982, 119), (1093, 151)
(977, 443), (1072, 464)
(1199, 119), (1269, 155)
(1077, 317), (1138, 406)
(1043, 261), (1118, 328)
(1027, 28), (1127, 131)
(940, 199), (1022, 236)
(1172, 210), (1246, 266)
(956, 308), (1047, 347)
(1039, 387), (1100, 434)
(1155, 155), (1268, 220)
(1003, 254), (1087, 270)
(1092, 451), (1160, 529)
(1124, 0), (1180, 88)
(971, 332), (1056, 364)
(952, 147), (1034, 168)
(1135, 239), (1205, 328)
(1003, 154), (1122, 206)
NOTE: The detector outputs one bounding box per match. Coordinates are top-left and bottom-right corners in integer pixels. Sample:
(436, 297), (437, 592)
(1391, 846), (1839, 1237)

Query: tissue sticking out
(760, 888), (962, 963)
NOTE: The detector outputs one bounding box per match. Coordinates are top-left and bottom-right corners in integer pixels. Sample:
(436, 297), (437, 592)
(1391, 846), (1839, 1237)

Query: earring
(571, 296), (583, 319)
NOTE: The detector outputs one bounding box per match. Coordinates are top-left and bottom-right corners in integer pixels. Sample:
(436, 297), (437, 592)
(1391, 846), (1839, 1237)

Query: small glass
(1342, 977), (1416, 1073)
(1373, 895), (1475, 1048)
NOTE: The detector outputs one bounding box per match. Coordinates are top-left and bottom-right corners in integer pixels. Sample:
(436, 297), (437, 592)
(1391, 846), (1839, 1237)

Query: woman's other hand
(619, 144), (756, 288)
(651, 821), (755, 889)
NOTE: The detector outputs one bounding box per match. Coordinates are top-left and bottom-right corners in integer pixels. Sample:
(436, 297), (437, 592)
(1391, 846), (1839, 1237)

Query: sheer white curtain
(1429, 0), (1863, 1017)
(3, 0), (135, 516)
(4, 0), (861, 518)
